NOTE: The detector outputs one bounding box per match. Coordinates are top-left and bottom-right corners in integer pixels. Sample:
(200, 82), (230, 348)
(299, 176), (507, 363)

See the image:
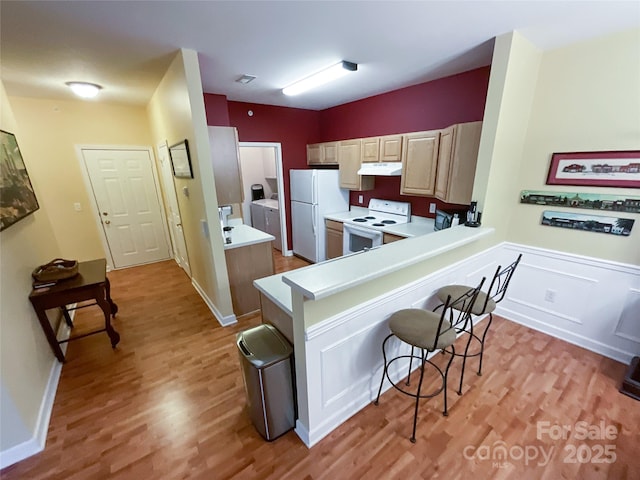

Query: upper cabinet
(361, 137), (380, 163)
(307, 141), (339, 165)
(339, 139), (374, 191)
(210, 126), (243, 205)
(361, 134), (402, 163)
(379, 134), (403, 162)
(434, 121), (482, 205)
(400, 130), (440, 196)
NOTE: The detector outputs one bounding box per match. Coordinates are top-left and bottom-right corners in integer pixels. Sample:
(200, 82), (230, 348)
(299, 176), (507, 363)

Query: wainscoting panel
(299, 242), (639, 447)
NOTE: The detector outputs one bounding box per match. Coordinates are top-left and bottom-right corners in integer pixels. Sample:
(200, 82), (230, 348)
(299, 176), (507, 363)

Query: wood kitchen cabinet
(361, 137), (380, 163)
(379, 134), (403, 162)
(434, 121), (482, 205)
(361, 134), (402, 163)
(383, 233), (404, 244)
(325, 219), (344, 259)
(338, 139), (374, 191)
(307, 141), (339, 165)
(225, 241), (274, 316)
(400, 130), (440, 196)
(210, 126), (243, 205)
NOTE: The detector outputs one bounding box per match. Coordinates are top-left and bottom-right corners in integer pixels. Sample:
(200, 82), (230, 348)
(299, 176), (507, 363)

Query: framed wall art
(520, 190), (640, 213)
(169, 139), (193, 178)
(1, 129), (40, 231)
(541, 210), (634, 236)
(546, 151), (640, 188)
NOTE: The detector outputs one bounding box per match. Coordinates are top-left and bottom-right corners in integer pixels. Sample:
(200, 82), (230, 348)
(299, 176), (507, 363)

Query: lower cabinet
(383, 233), (404, 244)
(251, 201), (281, 251)
(225, 241), (274, 316)
(264, 207), (281, 251)
(325, 219), (343, 259)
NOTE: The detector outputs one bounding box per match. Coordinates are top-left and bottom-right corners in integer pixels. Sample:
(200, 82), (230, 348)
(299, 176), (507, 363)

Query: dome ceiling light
(65, 81), (103, 99)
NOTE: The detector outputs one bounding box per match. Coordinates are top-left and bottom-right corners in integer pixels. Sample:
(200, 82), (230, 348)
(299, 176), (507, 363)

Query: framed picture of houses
(546, 151), (640, 188)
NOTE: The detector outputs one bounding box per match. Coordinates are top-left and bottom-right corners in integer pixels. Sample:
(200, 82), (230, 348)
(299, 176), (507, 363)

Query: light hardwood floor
(2, 251), (638, 479)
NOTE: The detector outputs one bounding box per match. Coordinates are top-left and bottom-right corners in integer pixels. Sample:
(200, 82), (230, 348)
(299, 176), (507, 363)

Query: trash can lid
(237, 324), (293, 367)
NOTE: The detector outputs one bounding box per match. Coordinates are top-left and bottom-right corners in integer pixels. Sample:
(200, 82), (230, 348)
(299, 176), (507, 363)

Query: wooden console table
(29, 258), (120, 362)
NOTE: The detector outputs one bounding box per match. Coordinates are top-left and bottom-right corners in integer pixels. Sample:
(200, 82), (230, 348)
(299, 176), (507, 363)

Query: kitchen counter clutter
(282, 225), (493, 300)
(222, 223), (275, 250)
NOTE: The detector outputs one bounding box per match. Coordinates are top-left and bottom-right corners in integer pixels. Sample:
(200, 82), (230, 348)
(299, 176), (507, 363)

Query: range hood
(357, 162), (402, 176)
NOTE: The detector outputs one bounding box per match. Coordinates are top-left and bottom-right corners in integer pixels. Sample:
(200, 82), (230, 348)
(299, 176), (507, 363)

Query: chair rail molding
(297, 241), (639, 447)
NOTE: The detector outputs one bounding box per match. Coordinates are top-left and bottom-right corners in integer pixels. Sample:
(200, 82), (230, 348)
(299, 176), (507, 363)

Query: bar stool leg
(374, 334), (393, 405)
(458, 320), (474, 395)
(443, 345), (455, 416)
(410, 348), (426, 443)
(477, 313), (493, 376)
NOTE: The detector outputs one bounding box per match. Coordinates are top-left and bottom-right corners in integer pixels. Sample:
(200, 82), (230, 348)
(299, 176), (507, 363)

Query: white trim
(294, 420), (311, 447)
(507, 297), (584, 325)
(0, 311), (73, 469)
(75, 144), (172, 270)
(191, 278), (237, 326)
(498, 306), (634, 364)
(238, 142), (289, 253)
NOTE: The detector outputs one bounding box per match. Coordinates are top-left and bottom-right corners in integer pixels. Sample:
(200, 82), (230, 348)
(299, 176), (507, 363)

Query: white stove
(344, 199), (411, 231)
(343, 199), (411, 255)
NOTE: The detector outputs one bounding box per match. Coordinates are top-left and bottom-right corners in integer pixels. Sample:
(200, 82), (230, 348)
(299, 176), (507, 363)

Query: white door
(82, 148), (171, 268)
(157, 143), (191, 276)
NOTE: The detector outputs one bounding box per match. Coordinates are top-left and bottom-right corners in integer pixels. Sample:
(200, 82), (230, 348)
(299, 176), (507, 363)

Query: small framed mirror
(169, 139), (193, 178)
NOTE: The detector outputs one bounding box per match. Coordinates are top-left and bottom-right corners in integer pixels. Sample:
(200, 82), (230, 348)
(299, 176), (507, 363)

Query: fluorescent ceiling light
(66, 81), (102, 98)
(282, 61), (357, 96)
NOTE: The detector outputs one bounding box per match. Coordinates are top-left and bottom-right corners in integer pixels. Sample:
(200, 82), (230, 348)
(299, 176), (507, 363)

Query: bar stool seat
(389, 309), (457, 350)
(434, 254), (523, 395)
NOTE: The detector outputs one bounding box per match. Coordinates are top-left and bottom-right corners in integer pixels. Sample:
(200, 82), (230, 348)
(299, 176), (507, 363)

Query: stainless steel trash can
(237, 324), (294, 440)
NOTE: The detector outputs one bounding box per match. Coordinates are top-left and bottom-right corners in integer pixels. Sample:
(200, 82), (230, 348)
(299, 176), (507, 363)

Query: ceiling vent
(236, 74), (257, 85)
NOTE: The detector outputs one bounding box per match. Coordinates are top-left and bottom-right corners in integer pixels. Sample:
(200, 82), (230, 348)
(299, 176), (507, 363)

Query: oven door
(343, 223), (383, 255)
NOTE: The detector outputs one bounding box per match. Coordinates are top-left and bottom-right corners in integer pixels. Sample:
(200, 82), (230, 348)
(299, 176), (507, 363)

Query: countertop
(325, 207), (436, 238)
(254, 273), (292, 315)
(282, 225), (493, 300)
(223, 223), (275, 250)
(251, 198), (279, 209)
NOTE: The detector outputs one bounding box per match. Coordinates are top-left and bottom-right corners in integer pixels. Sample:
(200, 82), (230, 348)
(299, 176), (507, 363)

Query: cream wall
(508, 28), (640, 265)
(0, 82), (62, 452)
(8, 97), (154, 261)
(147, 49), (234, 318)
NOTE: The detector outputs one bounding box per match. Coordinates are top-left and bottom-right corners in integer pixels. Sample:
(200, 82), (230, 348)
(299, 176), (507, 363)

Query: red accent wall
(319, 66), (490, 140)
(204, 66), (490, 248)
(318, 67), (491, 217)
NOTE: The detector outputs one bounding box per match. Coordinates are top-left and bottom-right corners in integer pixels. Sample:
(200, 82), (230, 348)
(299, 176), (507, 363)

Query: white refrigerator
(290, 169), (349, 263)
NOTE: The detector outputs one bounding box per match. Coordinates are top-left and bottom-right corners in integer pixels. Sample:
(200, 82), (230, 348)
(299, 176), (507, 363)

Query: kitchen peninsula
(253, 224), (493, 447)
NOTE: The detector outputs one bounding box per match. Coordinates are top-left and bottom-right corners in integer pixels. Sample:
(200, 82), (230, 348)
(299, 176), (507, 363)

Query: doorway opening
(238, 142), (290, 255)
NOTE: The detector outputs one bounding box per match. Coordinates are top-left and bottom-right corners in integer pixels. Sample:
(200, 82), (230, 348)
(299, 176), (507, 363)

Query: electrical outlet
(429, 203), (436, 214)
(73, 202), (82, 212)
(358, 195), (364, 204)
(544, 289), (557, 303)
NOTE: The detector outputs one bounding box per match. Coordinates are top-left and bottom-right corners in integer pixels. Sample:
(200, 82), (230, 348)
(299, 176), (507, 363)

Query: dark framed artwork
(546, 151), (640, 188)
(541, 210), (634, 236)
(169, 139), (193, 178)
(520, 190), (640, 213)
(1, 130), (40, 231)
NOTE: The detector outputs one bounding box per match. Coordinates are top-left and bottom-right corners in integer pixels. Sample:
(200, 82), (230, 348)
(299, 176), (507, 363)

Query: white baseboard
(0, 311), (72, 469)
(191, 279), (237, 326)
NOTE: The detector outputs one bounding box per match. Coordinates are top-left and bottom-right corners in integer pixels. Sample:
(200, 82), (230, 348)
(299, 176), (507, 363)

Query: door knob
(176, 223), (182, 227)
(102, 212), (109, 216)
(104, 220), (111, 225)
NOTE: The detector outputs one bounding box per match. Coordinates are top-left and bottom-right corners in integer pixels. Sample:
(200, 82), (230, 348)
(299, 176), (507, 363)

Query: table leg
(105, 277), (118, 317)
(61, 305), (74, 328)
(32, 304), (66, 362)
(97, 286), (120, 349)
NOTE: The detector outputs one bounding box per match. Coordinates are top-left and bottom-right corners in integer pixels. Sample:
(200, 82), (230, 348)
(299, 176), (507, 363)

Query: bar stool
(435, 253), (522, 395)
(374, 278), (485, 443)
